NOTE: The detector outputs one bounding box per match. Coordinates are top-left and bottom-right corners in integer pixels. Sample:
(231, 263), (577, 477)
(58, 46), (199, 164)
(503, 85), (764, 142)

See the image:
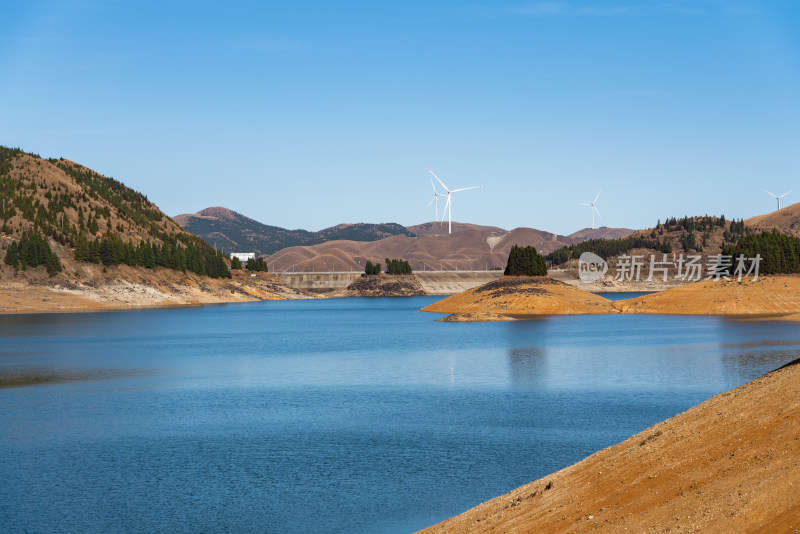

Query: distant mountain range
(173, 203), (800, 273)
(173, 206), (638, 272)
(173, 207), (416, 255)
(262, 224), (638, 272)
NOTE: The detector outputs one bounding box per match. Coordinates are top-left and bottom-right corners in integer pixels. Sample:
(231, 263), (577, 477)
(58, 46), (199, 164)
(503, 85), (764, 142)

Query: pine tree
(504, 244), (547, 276)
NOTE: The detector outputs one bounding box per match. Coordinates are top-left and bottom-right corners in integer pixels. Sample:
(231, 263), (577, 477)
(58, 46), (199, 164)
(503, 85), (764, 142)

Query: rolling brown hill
(408, 221), (508, 236)
(264, 223), (637, 272)
(745, 201), (800, 234)
(567, 226), (637, 240)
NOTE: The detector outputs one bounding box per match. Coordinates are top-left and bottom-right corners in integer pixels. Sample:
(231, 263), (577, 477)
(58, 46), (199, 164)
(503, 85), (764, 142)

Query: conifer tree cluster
(384, 258), (412, 274)
(504, 244), (547, 276)
(364, 260), (381, 275)
(246, 257), (268, 272)
(4, 232), (61, 276)
(545, 235), (672, 265)
(661, 215), (726, 233)
(72, 234), (230, 278)
(231, 257), (242, 269)
(721, 230), (800, 274)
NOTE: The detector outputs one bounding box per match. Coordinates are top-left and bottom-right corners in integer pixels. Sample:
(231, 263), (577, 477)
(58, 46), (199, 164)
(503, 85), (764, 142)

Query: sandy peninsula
(420, 276), (618, 320)
(422, 274), (800, 321)
(419, 359), (800, 533)
(616, 275), (800, 316)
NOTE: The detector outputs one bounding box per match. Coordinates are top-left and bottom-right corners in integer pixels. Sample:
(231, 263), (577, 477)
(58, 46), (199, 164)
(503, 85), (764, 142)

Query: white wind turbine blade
(593, 190), (602, 203)
(593, 205), (602, 218)
(765, 190), (778, 199)
(780, 190), (792, 198)
(426, 167), (450, 192)
(426, 196), (435, 208)
(578, 202), (592, 206)
(429, 177), (438, 194)
(450, 185), (483, 193)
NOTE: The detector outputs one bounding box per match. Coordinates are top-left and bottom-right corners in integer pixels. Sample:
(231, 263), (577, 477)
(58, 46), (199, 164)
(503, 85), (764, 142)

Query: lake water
(2, 296), (799, 533)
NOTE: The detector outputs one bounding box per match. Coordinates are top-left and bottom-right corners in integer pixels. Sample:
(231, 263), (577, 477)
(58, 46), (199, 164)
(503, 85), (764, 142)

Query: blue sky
(2, 1), (799, 234)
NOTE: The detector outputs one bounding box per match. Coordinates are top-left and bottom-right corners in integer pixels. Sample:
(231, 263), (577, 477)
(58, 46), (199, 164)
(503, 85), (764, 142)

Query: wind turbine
(579, 190), (602, 230)
(425, 167), (483, 234)
(765, 190), (791, 211)
(425, 177), (445, 223)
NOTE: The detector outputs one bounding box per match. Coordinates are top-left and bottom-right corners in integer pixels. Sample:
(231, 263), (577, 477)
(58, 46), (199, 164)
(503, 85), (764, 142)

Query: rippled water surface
(1, 297), (799, 533)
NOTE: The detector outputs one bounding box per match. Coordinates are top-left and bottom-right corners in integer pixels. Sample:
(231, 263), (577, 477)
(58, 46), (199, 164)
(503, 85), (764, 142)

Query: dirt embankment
(0, 263), (311, 314)
(419, 360), (800, 534)
(616, 275), (800, 316)
(421, 276), (619, 320)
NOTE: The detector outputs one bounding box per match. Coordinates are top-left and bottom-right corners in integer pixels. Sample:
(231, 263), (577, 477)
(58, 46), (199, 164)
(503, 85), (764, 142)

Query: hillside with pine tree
(0, 146), (228, 278)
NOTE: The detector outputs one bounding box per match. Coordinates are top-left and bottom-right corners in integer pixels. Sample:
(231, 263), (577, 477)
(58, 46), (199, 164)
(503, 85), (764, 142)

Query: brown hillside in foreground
(420, 277), (618, 317)
(1, 152), (185, 245)
(420, 360), (800, 534)
(616, 275), (800, 316)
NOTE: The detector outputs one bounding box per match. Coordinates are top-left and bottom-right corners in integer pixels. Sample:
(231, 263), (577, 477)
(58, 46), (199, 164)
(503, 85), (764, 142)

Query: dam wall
(277, 271), (503, 294)
(412, 271), (503, 295)
(277, 272), (363, 290)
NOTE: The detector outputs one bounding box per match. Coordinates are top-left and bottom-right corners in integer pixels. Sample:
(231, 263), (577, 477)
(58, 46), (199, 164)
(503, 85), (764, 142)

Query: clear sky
(2, 0), (799, 235)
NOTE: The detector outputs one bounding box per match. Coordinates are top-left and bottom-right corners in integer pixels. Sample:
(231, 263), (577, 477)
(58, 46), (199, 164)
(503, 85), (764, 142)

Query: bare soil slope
(745, 201), (800, 235)
(420, 360), (800, 534)
(421, 276), (618, 318)
(616, 275), (800, 316)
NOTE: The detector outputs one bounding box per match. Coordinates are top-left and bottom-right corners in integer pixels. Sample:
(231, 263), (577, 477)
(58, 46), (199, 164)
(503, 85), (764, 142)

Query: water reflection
(721, 349), (800, 384)
(0, 366), (150, 388)
(508, 347), (546, 388)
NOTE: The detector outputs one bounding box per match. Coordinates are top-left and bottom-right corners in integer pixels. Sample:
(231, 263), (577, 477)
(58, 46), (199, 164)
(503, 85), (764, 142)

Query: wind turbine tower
(425, 167), (483, 234)
(579, 191), (602, 230)
(765, 190), (791, 211)
(426, 177), (445, 223)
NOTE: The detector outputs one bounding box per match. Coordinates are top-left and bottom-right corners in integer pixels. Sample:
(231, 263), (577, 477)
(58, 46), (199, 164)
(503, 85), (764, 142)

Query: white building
(230, 252), (256, 264)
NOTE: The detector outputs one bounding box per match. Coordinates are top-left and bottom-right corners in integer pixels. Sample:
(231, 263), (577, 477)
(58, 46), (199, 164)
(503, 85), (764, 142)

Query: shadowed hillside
(174, 207), (416, 255)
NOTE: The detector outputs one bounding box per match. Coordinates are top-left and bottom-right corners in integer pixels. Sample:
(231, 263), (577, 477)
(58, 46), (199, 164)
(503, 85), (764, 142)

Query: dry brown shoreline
(0, 265), (313, 315)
